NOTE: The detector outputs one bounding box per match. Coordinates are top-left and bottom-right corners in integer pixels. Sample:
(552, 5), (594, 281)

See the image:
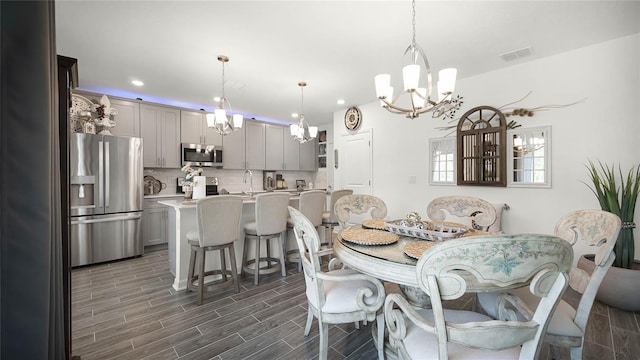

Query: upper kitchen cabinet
(76, 91), (140, 138)
(222, 120), (265, 170)
(180, 110), (222, 146)
(299, 140), (317, 170)
(265, 124), (300, 170)
(140, 104), (181, 168)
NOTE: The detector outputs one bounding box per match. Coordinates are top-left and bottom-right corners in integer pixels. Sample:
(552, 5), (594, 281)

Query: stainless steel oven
(181, 143), (222, 167)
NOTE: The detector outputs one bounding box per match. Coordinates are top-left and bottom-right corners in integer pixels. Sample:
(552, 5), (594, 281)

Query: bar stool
(186, 195), (244, 305)
(286, 190), (326, 272)
(320, 189), (353, 249)
(242, 192), (290, 286)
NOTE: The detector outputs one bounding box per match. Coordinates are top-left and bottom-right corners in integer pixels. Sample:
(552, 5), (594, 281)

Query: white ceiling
(55, 1), (640, 126)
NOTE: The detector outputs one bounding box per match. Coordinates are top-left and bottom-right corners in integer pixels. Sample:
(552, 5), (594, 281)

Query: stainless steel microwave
(181, 143), (222, 167)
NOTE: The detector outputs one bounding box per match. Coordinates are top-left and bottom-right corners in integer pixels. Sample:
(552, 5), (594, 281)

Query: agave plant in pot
(579, 160), (640, 311)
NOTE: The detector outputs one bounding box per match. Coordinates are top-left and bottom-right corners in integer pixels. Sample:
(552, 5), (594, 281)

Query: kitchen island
(159, 193), (307, 291)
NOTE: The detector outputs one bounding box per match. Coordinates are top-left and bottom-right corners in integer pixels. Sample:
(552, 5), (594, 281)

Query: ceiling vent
(499, 46), (534, 62)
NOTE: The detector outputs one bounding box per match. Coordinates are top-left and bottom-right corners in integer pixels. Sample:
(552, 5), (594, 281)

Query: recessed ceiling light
(291, 113), (299, 118)
(337, 99), (345, 105)
(213, 96), (221, 102)
(131, 80), (144, 86)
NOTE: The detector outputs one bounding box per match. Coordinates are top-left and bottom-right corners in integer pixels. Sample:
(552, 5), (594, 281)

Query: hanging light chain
(411, 0), (416, 48)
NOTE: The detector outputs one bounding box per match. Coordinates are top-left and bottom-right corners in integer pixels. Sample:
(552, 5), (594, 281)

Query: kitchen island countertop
(158, 194), (304, 291)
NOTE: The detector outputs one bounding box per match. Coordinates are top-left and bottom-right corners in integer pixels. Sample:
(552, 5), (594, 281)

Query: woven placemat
(361, 219), (388, 230)
(341, 228), (399, 245)
(462, 230), (494, 237)
(403, 241), (439, 259)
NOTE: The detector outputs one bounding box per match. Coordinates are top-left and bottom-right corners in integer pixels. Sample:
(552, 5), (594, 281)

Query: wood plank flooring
(72, 247), (640, 360)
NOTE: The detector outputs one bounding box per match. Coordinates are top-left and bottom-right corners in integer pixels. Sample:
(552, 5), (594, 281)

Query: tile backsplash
(144, 167), (327, 194)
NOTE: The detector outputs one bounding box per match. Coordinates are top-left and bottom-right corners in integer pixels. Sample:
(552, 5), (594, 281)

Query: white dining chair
(334, 194), (387, 229)
(426, 195), (498, 231)
(385, 233), (573, 360)
(186, 195), (244, 305)
(286, 190), (326, 272)
(477, 209), (621, 360)
(288, 206), (386, 360)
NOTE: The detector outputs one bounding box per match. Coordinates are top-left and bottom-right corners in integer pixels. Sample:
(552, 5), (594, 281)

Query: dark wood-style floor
(72, 247), (640, 360)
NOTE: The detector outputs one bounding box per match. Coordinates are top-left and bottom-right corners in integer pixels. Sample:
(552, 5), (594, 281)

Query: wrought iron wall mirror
(456, 106), (507, 186)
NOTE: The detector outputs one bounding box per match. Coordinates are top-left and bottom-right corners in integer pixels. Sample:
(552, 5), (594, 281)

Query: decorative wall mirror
(456, 106), (507, 186)
(508, 125), (551, 187)
(429, 137), (456, 185)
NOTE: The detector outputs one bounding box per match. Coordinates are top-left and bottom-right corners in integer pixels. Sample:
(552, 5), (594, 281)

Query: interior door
(340, 129), (372, 194)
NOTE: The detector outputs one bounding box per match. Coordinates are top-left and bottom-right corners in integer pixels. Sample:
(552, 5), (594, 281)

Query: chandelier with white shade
(290, 82), (318, 143)
(374, 0), (461, 119)
(206, 55), (243, 135)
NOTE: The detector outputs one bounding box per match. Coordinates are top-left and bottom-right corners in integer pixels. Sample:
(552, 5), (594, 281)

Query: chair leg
(197, 248), (206, 306)
(569, 345), (583, 360)
(304, 306), (314, 336)
(376, 313), (385, 360)
(186, 245), (197, 293)
(219, 247), (227, 283)
(241, 235), (248, 278)
(254, 235), (260, 286)
(319, 321), (329, 360)
(279, 233), (286, 277)
(228, 244), (240, 293)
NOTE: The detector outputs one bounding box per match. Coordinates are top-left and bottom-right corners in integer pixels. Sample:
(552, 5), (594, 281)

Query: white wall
(333, 34), (640, 260)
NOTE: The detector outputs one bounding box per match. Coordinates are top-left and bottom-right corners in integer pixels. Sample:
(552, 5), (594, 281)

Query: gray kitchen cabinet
(140, 104), (180, 168)
(283, 130), (301, 170)
(299, 139), (317, 170)
(180, 110), (222, 145)
(75, 91), (140, 138)
(223, 120), (265, 170)
(107, 98), (140, 138)
(142, 196), (182, 247)
(245, 121), (265, 170)
(265, 124), (300, 170)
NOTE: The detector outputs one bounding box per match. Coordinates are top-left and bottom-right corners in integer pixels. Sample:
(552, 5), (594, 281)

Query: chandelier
(206, 55), (243, 135)
(374, 0), (460, 119)
(290, 82), (318, 143)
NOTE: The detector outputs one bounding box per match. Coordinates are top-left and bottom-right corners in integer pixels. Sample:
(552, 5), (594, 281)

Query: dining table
(333, 221), (498, 307)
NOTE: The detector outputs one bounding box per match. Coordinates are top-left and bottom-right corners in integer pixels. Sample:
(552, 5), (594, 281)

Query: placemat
(341, 228), (399, 246)
(403, 241), (439, 259)
(361, 219), (388, 230)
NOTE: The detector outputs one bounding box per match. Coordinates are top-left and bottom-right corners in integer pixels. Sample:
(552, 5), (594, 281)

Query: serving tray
(385, 220), (469, 241)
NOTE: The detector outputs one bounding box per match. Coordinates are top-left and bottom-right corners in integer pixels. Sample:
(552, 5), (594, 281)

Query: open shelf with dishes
(318, 130), (327, 168)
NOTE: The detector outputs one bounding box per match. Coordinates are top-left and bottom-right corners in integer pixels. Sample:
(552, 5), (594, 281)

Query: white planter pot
(577, 254), (640, 312)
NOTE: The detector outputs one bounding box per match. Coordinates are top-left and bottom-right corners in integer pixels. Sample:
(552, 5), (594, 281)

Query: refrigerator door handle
(105, 141), (110, 208)
(70, 213), (142, 225)
(98, 140), (104, 208)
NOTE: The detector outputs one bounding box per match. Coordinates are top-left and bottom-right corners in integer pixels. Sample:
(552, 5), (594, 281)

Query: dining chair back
(426, 195), (497, 231)
(334, 194), (387, 228)
(286, 190), (326, 271)
(385, 233), (573, 360)
(186, 195), (244, 305)
(477, 209), (621, 360)
(241, 192), (290, 285)
(288, 206), (386, 360)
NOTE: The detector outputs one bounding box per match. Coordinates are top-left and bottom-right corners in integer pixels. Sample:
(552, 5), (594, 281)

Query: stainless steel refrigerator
(70, 133), (144, 266)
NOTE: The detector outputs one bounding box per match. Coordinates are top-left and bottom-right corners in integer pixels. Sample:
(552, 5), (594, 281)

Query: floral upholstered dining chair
(385, 234), (573, 360)
(426, 195), (499, 232)
(334, 194), (388, 229)
(477, 209), (621, 360)
(288, 206), (386, 360)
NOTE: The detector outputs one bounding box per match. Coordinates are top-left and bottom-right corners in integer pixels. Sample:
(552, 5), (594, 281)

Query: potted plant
(579, 160), (640, 311)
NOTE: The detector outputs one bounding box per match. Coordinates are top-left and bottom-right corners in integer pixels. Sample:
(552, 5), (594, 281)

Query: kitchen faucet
(242, 169), (253, 196)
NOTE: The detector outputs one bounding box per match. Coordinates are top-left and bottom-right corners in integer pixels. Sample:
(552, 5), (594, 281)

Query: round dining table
(333, 224), (501, 307)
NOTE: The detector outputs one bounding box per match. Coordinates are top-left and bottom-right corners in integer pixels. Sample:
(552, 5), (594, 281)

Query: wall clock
(344, 106), (362, 130)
